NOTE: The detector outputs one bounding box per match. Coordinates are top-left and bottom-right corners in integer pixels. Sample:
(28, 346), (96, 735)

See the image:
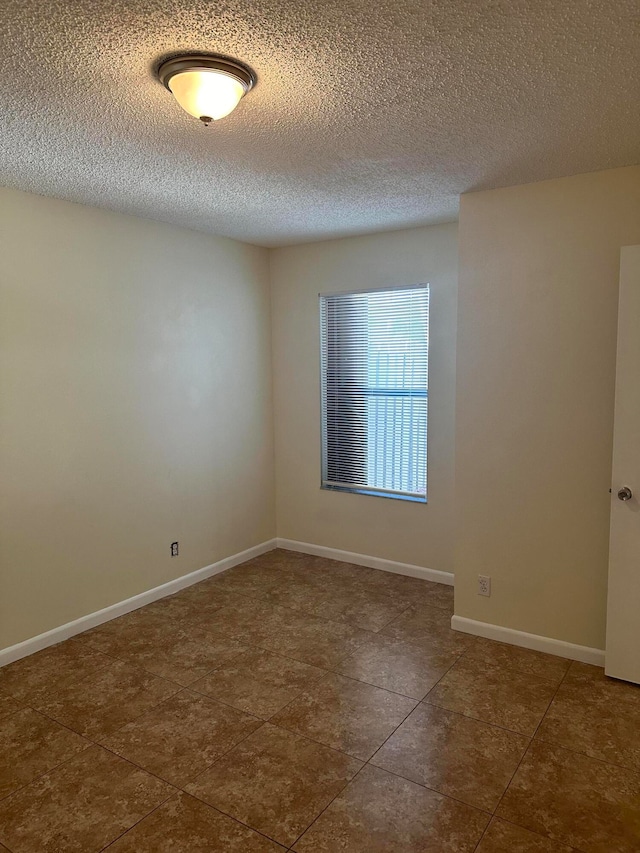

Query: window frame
(319, 283), (430, 503)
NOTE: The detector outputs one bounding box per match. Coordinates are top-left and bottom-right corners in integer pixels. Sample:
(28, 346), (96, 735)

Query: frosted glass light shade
(168, 70), (246, 121)
(158, 55), (255, 125)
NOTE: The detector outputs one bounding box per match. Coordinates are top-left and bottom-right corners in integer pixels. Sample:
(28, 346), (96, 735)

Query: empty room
(1, 1), (639, 850)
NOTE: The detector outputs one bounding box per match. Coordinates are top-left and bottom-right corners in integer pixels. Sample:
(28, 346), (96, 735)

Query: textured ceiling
(1, 1), (639, 246)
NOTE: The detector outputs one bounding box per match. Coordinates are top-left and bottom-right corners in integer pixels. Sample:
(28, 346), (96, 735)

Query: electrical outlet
(170, 541), (179, 557)
(478, 575), (491, 596)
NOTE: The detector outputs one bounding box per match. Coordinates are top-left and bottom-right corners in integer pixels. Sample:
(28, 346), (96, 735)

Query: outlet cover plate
(478, 575), (491, 596)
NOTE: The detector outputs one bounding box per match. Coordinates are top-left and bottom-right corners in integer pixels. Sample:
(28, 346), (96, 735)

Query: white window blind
(320, 285), (429, 502)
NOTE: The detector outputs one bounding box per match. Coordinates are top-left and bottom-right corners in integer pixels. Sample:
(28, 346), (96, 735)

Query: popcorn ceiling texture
(1, 0), (638, 246)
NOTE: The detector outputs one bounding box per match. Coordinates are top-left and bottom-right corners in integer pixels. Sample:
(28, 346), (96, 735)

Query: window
(320, 285), (429, 502)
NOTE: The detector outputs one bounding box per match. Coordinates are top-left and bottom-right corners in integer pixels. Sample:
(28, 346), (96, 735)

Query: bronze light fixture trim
(158, 54), (256, 125)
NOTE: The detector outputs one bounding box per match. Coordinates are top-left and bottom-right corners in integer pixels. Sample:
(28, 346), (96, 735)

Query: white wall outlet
(478, 575), (491, 596)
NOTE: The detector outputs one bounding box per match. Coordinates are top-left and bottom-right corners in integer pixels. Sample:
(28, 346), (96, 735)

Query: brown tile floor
(0, 549), (639, 851)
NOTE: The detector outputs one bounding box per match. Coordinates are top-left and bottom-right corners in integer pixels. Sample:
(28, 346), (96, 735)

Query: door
(606, 245), (640, 684)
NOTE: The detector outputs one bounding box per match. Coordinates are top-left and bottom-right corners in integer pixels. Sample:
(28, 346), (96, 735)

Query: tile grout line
(254, 643), (466, 759)
(286, 645), (470, 850)
(6, 653), (616, 851)
(7, 556), (607, 852)
(419, 697), (550, 740)
(77, 601), (377, 686)
(17, 676), (186, 744)
(286, 650), (494, 848)
(184, 789), (294, 849)
(97, 794), (176, 852)
(201, 559), (451, 629)
(94, 759), (178, 852)
(0, 560), (462, 847)
(445, 639), (574, 686)
(196, 572), (446, 849)
(39, 553), (453, 706)
(78, 632), (265, 696)
(283, 746), (372, 849)
(0, 710), (97, 806)
(162, 707), (339, 849)
(0, 647), (119, 717)
(528, 660), (640, 776)
(357, 641), (506, 828)
(0, 744), (89, 811)
(469, 657), (577, 853)
(95, 688), (268, 788)
(494, 814), (583, 853)
(8, 652), (416, 820)
(171, 716), (271, 792)
(96, 723), (284, 850)
(0, 682), (255, 823)
(91, 615), (448, 708)
(151, 644), (410, 849)
(361, 761), (497, 816)
(71, 618), (340, 699)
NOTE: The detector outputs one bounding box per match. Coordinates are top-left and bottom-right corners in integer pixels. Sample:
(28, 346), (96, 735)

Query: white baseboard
(0, 539), (278, 668)
(451, 615), (605, 667)
(276, 538), (454, 586)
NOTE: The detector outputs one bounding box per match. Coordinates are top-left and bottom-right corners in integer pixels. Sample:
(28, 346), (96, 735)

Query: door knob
(617, 486), (633, 501)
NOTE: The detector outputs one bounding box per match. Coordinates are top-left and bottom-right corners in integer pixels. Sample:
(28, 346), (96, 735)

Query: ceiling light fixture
(158, 54), (255, 126)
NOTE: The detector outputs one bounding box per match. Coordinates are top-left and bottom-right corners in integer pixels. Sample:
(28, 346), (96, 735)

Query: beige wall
(6, 163), (638, 655)
(455, 165), (640, 650)
(0, 187), (275, 650)
(270, 223), (458, 571)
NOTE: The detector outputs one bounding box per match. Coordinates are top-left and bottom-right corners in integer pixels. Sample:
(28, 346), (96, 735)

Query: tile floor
(0, 549), (639, 851)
